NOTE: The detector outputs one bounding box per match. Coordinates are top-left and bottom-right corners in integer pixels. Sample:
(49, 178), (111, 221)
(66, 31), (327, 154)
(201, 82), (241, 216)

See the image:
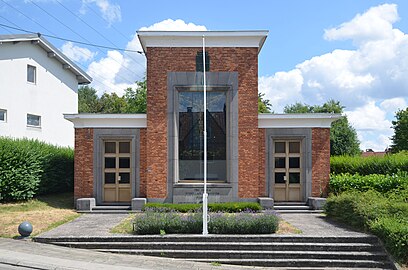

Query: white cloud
(87, 19), (207, 95)
(81, 0), (121, 25)
(61, 42), (97, 63)
(324, 4), (399, 44)
(139, 19), (207, 31)
(259, 4), (408, 151)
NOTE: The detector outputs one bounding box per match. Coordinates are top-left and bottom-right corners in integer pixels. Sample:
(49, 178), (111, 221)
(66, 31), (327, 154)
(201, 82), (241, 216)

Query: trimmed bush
(143, 202), (262, 213)
(330, 152), (408, 175)
(329, 172), (408, 195)
(0, 137), (74, 202)
(325, 190), (408, 263)
(133, 210), (279, 235)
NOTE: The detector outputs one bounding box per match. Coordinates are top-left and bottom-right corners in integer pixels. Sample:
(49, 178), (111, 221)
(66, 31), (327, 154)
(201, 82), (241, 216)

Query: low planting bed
(133, 210), (279, 235)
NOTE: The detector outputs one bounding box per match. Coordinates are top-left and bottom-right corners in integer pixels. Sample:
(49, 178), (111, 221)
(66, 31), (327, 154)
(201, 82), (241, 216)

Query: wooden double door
(103, 140), (132, 203)
(273, 140), (302, 201)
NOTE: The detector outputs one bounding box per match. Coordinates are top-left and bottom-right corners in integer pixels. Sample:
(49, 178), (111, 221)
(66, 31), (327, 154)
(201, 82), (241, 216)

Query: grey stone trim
(307, 197), (327, 210)
(258, 197), (274, 209)
(76, 198), (95, 211)
(265, 128), (312, 202)
(131, 198), (147, 211)
(167, 72), (239, 203)
(93, 128), (141, 205)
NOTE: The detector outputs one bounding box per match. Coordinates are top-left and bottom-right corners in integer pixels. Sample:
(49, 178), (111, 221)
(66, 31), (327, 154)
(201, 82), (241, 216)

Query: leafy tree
(284, 99), (360, 156)
(258, 93), (272, 113)
(390, 107), (408, 153)
(123, 80), (147, 113)
(78, 86), (100, 113)
(98, 92), (127, 113)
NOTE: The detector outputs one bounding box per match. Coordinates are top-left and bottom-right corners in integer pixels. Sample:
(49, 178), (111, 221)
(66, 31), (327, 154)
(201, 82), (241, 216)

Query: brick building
(65, 31), (340, 210)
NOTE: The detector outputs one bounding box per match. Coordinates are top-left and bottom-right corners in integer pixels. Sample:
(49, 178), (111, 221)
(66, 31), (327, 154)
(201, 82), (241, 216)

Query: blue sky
(1, 0), (407, 151)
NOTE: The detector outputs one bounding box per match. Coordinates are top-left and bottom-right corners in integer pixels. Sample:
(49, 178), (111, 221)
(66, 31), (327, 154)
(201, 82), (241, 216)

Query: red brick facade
(258, 128), (267, 196)
(146, 47), (260, 199)
(74, 128), (94, 200)
(139, 128), (147, 197)
(311, 128), (331, 196)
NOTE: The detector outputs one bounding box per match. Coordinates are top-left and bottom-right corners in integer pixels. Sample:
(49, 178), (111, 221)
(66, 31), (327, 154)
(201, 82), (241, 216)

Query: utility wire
(55, 0), (145, 71)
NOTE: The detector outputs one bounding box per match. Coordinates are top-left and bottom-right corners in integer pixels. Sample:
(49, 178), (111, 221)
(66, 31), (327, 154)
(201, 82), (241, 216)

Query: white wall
(0, 42), (78, 147)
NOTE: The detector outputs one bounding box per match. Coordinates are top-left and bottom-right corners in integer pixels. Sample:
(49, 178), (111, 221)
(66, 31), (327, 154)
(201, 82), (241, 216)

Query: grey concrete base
(172, 184), (233, 203)
(131, 198), (146, 211)
(258, 197), (274, 209)
(308, 197), (327, 210)
(76, 198), (96, 211)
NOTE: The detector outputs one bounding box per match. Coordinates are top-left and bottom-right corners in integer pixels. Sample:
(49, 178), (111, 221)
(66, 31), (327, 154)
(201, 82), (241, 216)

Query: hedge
(329, 172), (408, 195)
(330, 152), (408, 175)
(143, 202), (262, 213)
(325, 190), (408, 263)
(0, 137), (74, 202)
(133, 211), (279, 235)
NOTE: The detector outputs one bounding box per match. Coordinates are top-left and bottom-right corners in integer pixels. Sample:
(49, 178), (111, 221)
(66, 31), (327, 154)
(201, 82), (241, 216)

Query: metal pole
(202, 35), (208, 236)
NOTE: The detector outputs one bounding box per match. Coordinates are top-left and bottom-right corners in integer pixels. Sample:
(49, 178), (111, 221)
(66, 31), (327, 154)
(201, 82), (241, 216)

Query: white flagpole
(202, 35), (208, 236)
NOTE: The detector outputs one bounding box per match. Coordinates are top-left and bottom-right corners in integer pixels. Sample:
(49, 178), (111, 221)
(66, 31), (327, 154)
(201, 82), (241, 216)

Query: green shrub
(330, 152), (408, 175)
(329, 172), (408, 195)
(0, 139), (44, 201)
(325, 190), (408, 264)
(370, 217), (408, 263)
(0, 137), (74, 202)
(133, 211), (279, 235)
(143, 202), (262, 213)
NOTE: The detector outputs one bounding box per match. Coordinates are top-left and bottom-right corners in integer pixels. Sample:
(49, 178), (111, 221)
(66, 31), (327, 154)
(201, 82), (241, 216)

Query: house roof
(137, 30), (268, 54)
(0, 34), (92, 84)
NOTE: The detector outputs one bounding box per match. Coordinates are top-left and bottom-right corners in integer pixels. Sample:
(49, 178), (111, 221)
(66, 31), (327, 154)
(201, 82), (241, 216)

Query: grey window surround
(93, 128), (140, 205)
(167, 72), (239, 203)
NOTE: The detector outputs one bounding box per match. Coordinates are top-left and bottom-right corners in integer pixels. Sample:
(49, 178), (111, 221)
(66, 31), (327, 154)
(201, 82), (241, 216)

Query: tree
(78, 79), (147, 113)
(284, 99), (360, 156)
(78, 86), (100, 113)
(123, 80), (147, 113)
(258, 93), (272, 113)
(390, 107), (408, 153)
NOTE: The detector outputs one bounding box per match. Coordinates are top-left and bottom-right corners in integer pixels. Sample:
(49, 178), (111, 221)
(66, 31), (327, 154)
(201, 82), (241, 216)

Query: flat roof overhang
(259, 113), (342, 128)
(137, 30), (268, 54)
(64, 114), (147, 128)
(65, 113), (341, 129)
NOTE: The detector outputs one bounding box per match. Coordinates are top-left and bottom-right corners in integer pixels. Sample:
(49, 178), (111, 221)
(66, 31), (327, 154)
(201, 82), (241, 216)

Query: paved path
(279, 213), (369, 236)
(38, 214), (128, 237)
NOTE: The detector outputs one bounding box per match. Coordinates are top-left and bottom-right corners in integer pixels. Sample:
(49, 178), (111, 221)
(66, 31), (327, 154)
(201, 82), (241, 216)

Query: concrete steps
(78, 205), (132, 214)
(34, 235), (395, 269)
(274, 202), (323, 213)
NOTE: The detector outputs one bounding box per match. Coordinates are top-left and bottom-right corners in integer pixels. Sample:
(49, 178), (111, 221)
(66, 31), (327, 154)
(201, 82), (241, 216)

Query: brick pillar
(258, 128), (267, 196)
(74, 128), (94, 200)
(311, 128), (331, 197)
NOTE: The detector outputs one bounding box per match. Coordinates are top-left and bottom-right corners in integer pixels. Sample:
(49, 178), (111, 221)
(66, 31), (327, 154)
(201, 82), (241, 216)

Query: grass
(110, 213), (302, 235)
(0, 193), (80, 238)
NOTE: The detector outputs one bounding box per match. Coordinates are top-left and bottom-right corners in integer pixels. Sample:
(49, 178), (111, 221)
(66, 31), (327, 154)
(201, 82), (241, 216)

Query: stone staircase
(77, 205), (131, 214)
(33, 235), (396, 269)
(274, 202), (323, 213)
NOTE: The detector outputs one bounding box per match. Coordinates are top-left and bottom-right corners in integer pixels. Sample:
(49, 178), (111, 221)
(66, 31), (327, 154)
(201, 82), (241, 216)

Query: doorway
(273, 140), (302, 201)
(103, 140), (132, 202)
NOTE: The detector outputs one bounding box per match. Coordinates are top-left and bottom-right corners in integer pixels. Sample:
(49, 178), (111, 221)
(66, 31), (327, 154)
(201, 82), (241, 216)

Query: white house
(0, 34), (92, 147)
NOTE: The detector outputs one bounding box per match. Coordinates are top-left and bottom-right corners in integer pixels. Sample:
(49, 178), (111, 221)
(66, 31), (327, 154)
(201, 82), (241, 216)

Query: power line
(0, 22), (143, 54)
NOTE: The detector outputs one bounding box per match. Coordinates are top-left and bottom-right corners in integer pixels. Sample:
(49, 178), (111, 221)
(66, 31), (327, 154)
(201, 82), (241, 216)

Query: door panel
(103, 141), (132, 203)
(273, 140), (302, 202)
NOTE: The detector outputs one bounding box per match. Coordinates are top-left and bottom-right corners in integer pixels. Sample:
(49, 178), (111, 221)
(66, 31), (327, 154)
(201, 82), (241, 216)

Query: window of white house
(27, 65), (36, 83)
(0, 109), (6, 122)
(27, 114), (41, 127)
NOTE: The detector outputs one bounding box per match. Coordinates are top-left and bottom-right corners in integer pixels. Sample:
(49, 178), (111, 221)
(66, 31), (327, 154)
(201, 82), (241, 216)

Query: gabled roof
(137, 30), (268, 54)
(0, 34), (92, 84)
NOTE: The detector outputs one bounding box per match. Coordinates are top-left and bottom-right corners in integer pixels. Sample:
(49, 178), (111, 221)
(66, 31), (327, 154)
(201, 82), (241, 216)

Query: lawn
(0, 193), (80, 238)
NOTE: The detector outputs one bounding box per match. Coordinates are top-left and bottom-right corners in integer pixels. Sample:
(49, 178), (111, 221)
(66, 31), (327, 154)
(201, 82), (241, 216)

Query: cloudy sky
(0, 0), (407, 151)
